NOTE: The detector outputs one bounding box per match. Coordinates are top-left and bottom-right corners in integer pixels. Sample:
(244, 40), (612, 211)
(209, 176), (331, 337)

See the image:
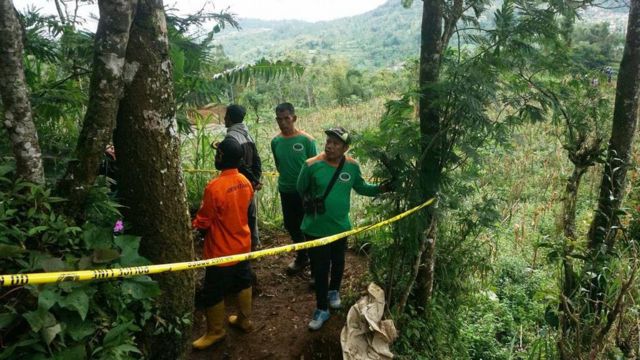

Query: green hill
(214, 1), (422, 69)
(214, 0), (628, 70)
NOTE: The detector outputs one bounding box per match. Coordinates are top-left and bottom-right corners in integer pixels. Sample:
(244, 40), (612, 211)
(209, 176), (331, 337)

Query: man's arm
(192, 186), (215, 230)
(352, 164), (381, 197)
(250, 141), (262, 182)
(297, 162), (311, 196)
(307, 138), (318, 158)
(271, 138), (280, 171)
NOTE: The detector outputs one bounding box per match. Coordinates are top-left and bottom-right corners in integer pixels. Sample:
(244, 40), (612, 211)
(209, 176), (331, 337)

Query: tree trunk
(563, 165), (587, 241)
(399, 233), (432, 316)
(115, 1), (194, 358)
(53, 0), (67, 24)
(569, 0), (640, 354)
(414, 0), (444, 311)
(588, 0), (640, 252)
(559, 164), (586, 335)
(0, 0), (45, 184)
(57, 0), (137, 218)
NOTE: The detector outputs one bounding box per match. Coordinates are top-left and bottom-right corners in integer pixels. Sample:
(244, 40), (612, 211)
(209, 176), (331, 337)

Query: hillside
(215, 0), (422, 69)
(215, 0), (629, 70)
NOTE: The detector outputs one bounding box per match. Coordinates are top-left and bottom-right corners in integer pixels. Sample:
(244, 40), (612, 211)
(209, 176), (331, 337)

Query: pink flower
(113, 220), (124, 233)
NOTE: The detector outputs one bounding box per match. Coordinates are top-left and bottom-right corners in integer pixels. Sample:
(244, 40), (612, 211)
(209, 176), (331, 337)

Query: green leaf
(38, 288), (59, 310)
(121, 277), (160, 300)
(114, 235), (140, 252)
(0, 339), (40, 360)
(92, 248), (120, 264)
(114, 344), (141, 355)
(0, 312), (17, 329)
(23, 308), (56, 332)
(115, 235), (149, 266)
(59, 289), (90, 320)
(41, 323), (62, 345)
(103, 322), (133, 346)
(28, 225), (49, 236)
(0, 244), (25, 258)
(65, 315), (96, 341)
(41, 257), (66, 272)
(53, 345), (86, 360)
(82, 226), (114, 250)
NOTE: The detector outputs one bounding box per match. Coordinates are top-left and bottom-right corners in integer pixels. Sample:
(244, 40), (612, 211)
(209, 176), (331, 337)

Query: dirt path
(188, 230), (369, 360)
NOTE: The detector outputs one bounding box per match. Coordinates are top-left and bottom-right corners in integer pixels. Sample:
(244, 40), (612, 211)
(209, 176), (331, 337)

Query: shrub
(0, 164), (159, 359)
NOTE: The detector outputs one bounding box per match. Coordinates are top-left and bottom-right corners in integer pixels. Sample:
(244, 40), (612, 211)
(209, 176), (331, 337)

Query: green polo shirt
(271, 131), (317, 193)
(297, 153), (380, 237)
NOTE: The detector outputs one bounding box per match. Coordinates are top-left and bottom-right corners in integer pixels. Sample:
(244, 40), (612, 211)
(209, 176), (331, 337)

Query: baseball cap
(324, 127), (350, 145)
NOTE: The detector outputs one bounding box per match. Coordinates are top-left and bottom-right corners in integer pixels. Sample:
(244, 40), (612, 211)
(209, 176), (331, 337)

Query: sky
(21, 0), (389, 28)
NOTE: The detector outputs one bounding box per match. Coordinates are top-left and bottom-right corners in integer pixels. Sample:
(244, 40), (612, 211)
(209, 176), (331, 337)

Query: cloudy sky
(21, 0), (389, 26)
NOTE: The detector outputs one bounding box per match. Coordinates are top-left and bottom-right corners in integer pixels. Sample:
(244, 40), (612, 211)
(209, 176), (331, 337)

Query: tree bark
(57, 0), (137, 218)
(566, 0), (640, 355)
(559, 164), (586, 335)
(414, 0), (444, 311)
(0, 0), (45, 184)
(115, 1), (194, 358)
(588, 0), (640, 252)
(563, 165), (587, 241)
(53, 0), (67, 24)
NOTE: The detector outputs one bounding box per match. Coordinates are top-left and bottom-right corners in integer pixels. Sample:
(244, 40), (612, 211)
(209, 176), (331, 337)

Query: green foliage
(181, 114), (219, 213)
(0, 164), (158, 359)
(214, 58), (305, 86)
(166, 8), (238, 132)
(12, 9), (94, 176)
(570, 22), (624, 70)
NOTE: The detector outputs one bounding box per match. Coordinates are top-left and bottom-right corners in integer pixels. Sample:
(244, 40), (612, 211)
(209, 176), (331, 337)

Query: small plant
(0, 164), (159, 359)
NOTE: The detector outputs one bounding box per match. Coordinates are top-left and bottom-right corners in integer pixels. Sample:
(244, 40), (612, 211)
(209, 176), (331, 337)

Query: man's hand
(194, 228), (207, 242)
(379, 180), (394, 193)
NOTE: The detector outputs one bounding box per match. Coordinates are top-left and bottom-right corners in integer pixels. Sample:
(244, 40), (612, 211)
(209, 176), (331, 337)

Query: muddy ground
(188, 229), (369, 360)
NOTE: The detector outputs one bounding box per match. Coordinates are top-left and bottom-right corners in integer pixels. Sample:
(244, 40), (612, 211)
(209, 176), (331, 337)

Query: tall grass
(181, 98), (389, 229)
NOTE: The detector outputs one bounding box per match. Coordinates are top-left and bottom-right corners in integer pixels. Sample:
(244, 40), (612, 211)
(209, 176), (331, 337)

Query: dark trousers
(280, 191), (307, 263)
(248, 196), (259, 250)
(306, 234), (347, 311)
(200, 261), (252, 307)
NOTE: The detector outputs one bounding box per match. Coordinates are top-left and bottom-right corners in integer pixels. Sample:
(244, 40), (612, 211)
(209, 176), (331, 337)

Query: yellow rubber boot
(192, 301), (226, 350)
(228, 287), (254, 332)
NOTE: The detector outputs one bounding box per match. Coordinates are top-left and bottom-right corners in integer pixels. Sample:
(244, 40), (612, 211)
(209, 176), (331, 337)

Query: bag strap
(321, 156), (346, 201)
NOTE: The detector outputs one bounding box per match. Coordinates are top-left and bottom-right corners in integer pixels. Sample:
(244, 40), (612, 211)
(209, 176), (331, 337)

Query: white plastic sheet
(341, 283), (398, 359)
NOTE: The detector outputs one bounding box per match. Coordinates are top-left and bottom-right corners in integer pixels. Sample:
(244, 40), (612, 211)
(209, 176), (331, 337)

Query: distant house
(187, 104), (227, 125)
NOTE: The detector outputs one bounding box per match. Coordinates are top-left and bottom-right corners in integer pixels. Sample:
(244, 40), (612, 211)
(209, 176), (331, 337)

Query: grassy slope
(215, 1), (422, 69)
(181, 86), (637, 356)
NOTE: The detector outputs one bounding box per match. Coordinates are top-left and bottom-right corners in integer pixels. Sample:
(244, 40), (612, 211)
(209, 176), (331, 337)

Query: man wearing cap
(297, 127), (390, 330)
(192, 138), (255, 349)
(271, 102), (318, 275)
(224, 104), (262, 250)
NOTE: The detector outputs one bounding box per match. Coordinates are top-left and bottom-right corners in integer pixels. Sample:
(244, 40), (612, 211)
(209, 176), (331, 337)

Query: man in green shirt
(297, 127), (389, 330)
(271, 103), (318, 274)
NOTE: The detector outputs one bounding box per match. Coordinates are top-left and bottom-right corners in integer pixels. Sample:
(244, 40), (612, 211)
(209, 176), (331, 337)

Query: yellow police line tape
(0, 198), (434, 287)
(183, 168), (279, 177)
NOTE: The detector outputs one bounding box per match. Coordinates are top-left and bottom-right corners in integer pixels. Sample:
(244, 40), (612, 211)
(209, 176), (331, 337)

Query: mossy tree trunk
(0, 0), (45, 184)
(587, 0), (640, 253)
(560, 0), (640, 356)
(414, 0), (445, 311)
(114, 0), (194, 358)
(57, 0), (137, 218)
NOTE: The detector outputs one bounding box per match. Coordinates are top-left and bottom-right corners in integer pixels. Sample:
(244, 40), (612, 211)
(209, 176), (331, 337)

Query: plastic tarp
(341, 283), (398, 359)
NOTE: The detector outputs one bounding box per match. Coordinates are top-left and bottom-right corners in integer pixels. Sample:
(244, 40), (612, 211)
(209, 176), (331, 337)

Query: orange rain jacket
(192, 169), (254, 265)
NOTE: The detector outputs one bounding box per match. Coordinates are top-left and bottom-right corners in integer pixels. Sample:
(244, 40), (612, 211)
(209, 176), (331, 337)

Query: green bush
(0, 164), (158, 359)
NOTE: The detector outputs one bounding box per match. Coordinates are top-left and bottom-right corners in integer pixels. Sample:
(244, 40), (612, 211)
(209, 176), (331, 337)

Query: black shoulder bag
(303, 156), (346, 215)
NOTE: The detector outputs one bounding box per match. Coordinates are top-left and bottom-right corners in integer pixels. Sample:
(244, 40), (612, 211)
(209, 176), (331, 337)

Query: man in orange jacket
(192, 137), (255, 350)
